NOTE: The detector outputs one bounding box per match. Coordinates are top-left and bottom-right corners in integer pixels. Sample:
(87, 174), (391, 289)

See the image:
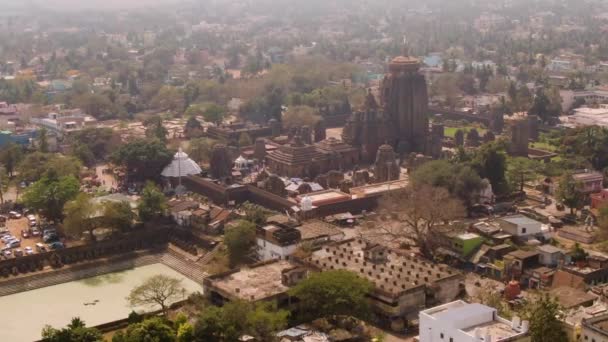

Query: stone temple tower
(381, 56), (429, 153)
(374, 144), (400, 182)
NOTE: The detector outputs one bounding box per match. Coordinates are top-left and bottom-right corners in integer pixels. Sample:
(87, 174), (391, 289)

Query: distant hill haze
(4, 0), (185, 11)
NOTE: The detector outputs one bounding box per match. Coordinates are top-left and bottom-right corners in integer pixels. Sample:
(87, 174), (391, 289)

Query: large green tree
(70, 127), (118, 162)
(193, 300), (288, 342)
(412, 160), (484, 209)
(522, 295), (567, 342)
(112, 318), (175, 342)
(507, 157), (540, 192)
(18, 153), (82, 183)
(41, 317), (103, 342)
(63, 193), (97, 238)
(288, 270), (372, 322)
(101, 201), (135, 232)
(0, 143), (23, 177)
(224, 220), (256, 267)
(22, 175), (80, 222)
(137, 182), (167, 222)
(557, 173), (585, 215)
(111, 139), (172, 182)
(202, 104), (226, 125)
(471, 142), (508, 195)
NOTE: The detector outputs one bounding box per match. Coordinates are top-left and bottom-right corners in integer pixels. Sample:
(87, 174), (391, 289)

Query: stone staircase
(160, 251), (208, 284)
(199, 243), (222, 265)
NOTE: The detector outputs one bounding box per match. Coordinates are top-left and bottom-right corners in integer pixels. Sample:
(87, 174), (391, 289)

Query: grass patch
(444, 126), (487, 138)
(529, 141), (558, 152)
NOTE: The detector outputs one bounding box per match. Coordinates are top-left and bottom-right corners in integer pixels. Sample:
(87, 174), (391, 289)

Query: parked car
(13, 249), (23, 257)
(0, 215), (7, 222)
(24, 246), (33, 255)
(21, 230), (30, 239)
(3, 250), (11, 258)
(31, 229), (40, 237)
(35, 243), (46, 253)
(7, 240), (20, 248)
(43, 233), (58, 243)
(8, 211), (21, 219)
(2, 235), (15, 243)
(48, 241), (64, 250)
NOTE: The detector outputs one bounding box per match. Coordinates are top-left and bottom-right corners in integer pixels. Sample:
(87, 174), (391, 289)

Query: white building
(418, 301), (530, 342)
(496, 215), (543, 238)
(567, 105), (608, 128)
(256, 223), (301, 261)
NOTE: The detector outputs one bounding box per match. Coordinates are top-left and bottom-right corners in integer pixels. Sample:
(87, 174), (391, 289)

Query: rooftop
(422, 301), (529, 341)
(537, 244), (564, 254)
(550, 286), (597, 309)
(205, 260), (293, 301)
(297, 190), (351, 207)
(583, 313), (608, 336)
(297, 220), (344, 241)
(350, 179), (408, 198)
(306, 239), (459, 297)
(499, 214), (541, 227)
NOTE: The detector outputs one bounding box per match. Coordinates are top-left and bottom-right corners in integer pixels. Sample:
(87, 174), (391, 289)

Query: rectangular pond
(0, 263), (203, 342)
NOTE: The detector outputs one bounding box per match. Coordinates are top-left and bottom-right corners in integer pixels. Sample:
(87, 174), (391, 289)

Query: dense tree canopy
(111, 139), (172, 182)
(41, 317), (103, 342)
(224, 220), (256, 267)
(22, 175), (80, 223)
(137, 182), (167, 222)
(288, 270), (372, 322)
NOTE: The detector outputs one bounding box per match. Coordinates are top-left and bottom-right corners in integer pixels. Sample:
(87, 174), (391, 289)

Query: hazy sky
(4, 0), (186, 11)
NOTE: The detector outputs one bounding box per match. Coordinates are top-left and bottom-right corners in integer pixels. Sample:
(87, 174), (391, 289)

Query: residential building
(572, 171), (604, 195)
(304, 239), (463, 330)
(568, 106), (608, 128)
(536, 244), (568, 267)
(256, 223), (302, 261)
(582, 313), (608, 342)
(204, 260), (305, 305)
(496, 215), (543, 238)
(591, 189), (608, 209)
(438, 232), (484, 258)
(31, 110), (97, 137)
(418, 300), (530, 342)
(296, 220), (345, 246)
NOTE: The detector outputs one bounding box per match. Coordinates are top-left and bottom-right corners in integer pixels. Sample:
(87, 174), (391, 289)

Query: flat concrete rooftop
(306, 239), (458, 297)
(206, 260), (293, 301)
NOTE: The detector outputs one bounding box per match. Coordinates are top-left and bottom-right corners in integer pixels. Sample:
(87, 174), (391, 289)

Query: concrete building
(204, 260), (307, 305)
(496, 215), (543, 238)
(567, 106), (608, 128)
(31, 110), (97, 137)
(572, 171), (604, 195)
(536, 244), (568, 268)
(256, 223), (301, 261)
(582, 314), (608, 342)
(304, 239), (463, 330)
(418, 300), (530, 342)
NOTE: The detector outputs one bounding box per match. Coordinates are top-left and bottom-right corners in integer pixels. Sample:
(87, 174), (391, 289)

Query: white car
(24, 246), (33, 255)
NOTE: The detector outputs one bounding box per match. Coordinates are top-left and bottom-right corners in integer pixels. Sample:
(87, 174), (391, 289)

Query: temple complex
(265, 135), (361, 178)
(205, 56), (433, 183)
(343, 55), (430, 162)
(374, 144), (400, 182)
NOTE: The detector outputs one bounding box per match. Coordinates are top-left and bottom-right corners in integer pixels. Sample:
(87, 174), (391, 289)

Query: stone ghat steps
(199, 243), (222, 265)
(0, 253), (163, 297)
(161, 252), (208, 285)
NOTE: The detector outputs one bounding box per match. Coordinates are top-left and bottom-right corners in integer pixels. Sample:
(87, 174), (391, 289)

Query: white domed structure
(161, 148), (202, 179)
